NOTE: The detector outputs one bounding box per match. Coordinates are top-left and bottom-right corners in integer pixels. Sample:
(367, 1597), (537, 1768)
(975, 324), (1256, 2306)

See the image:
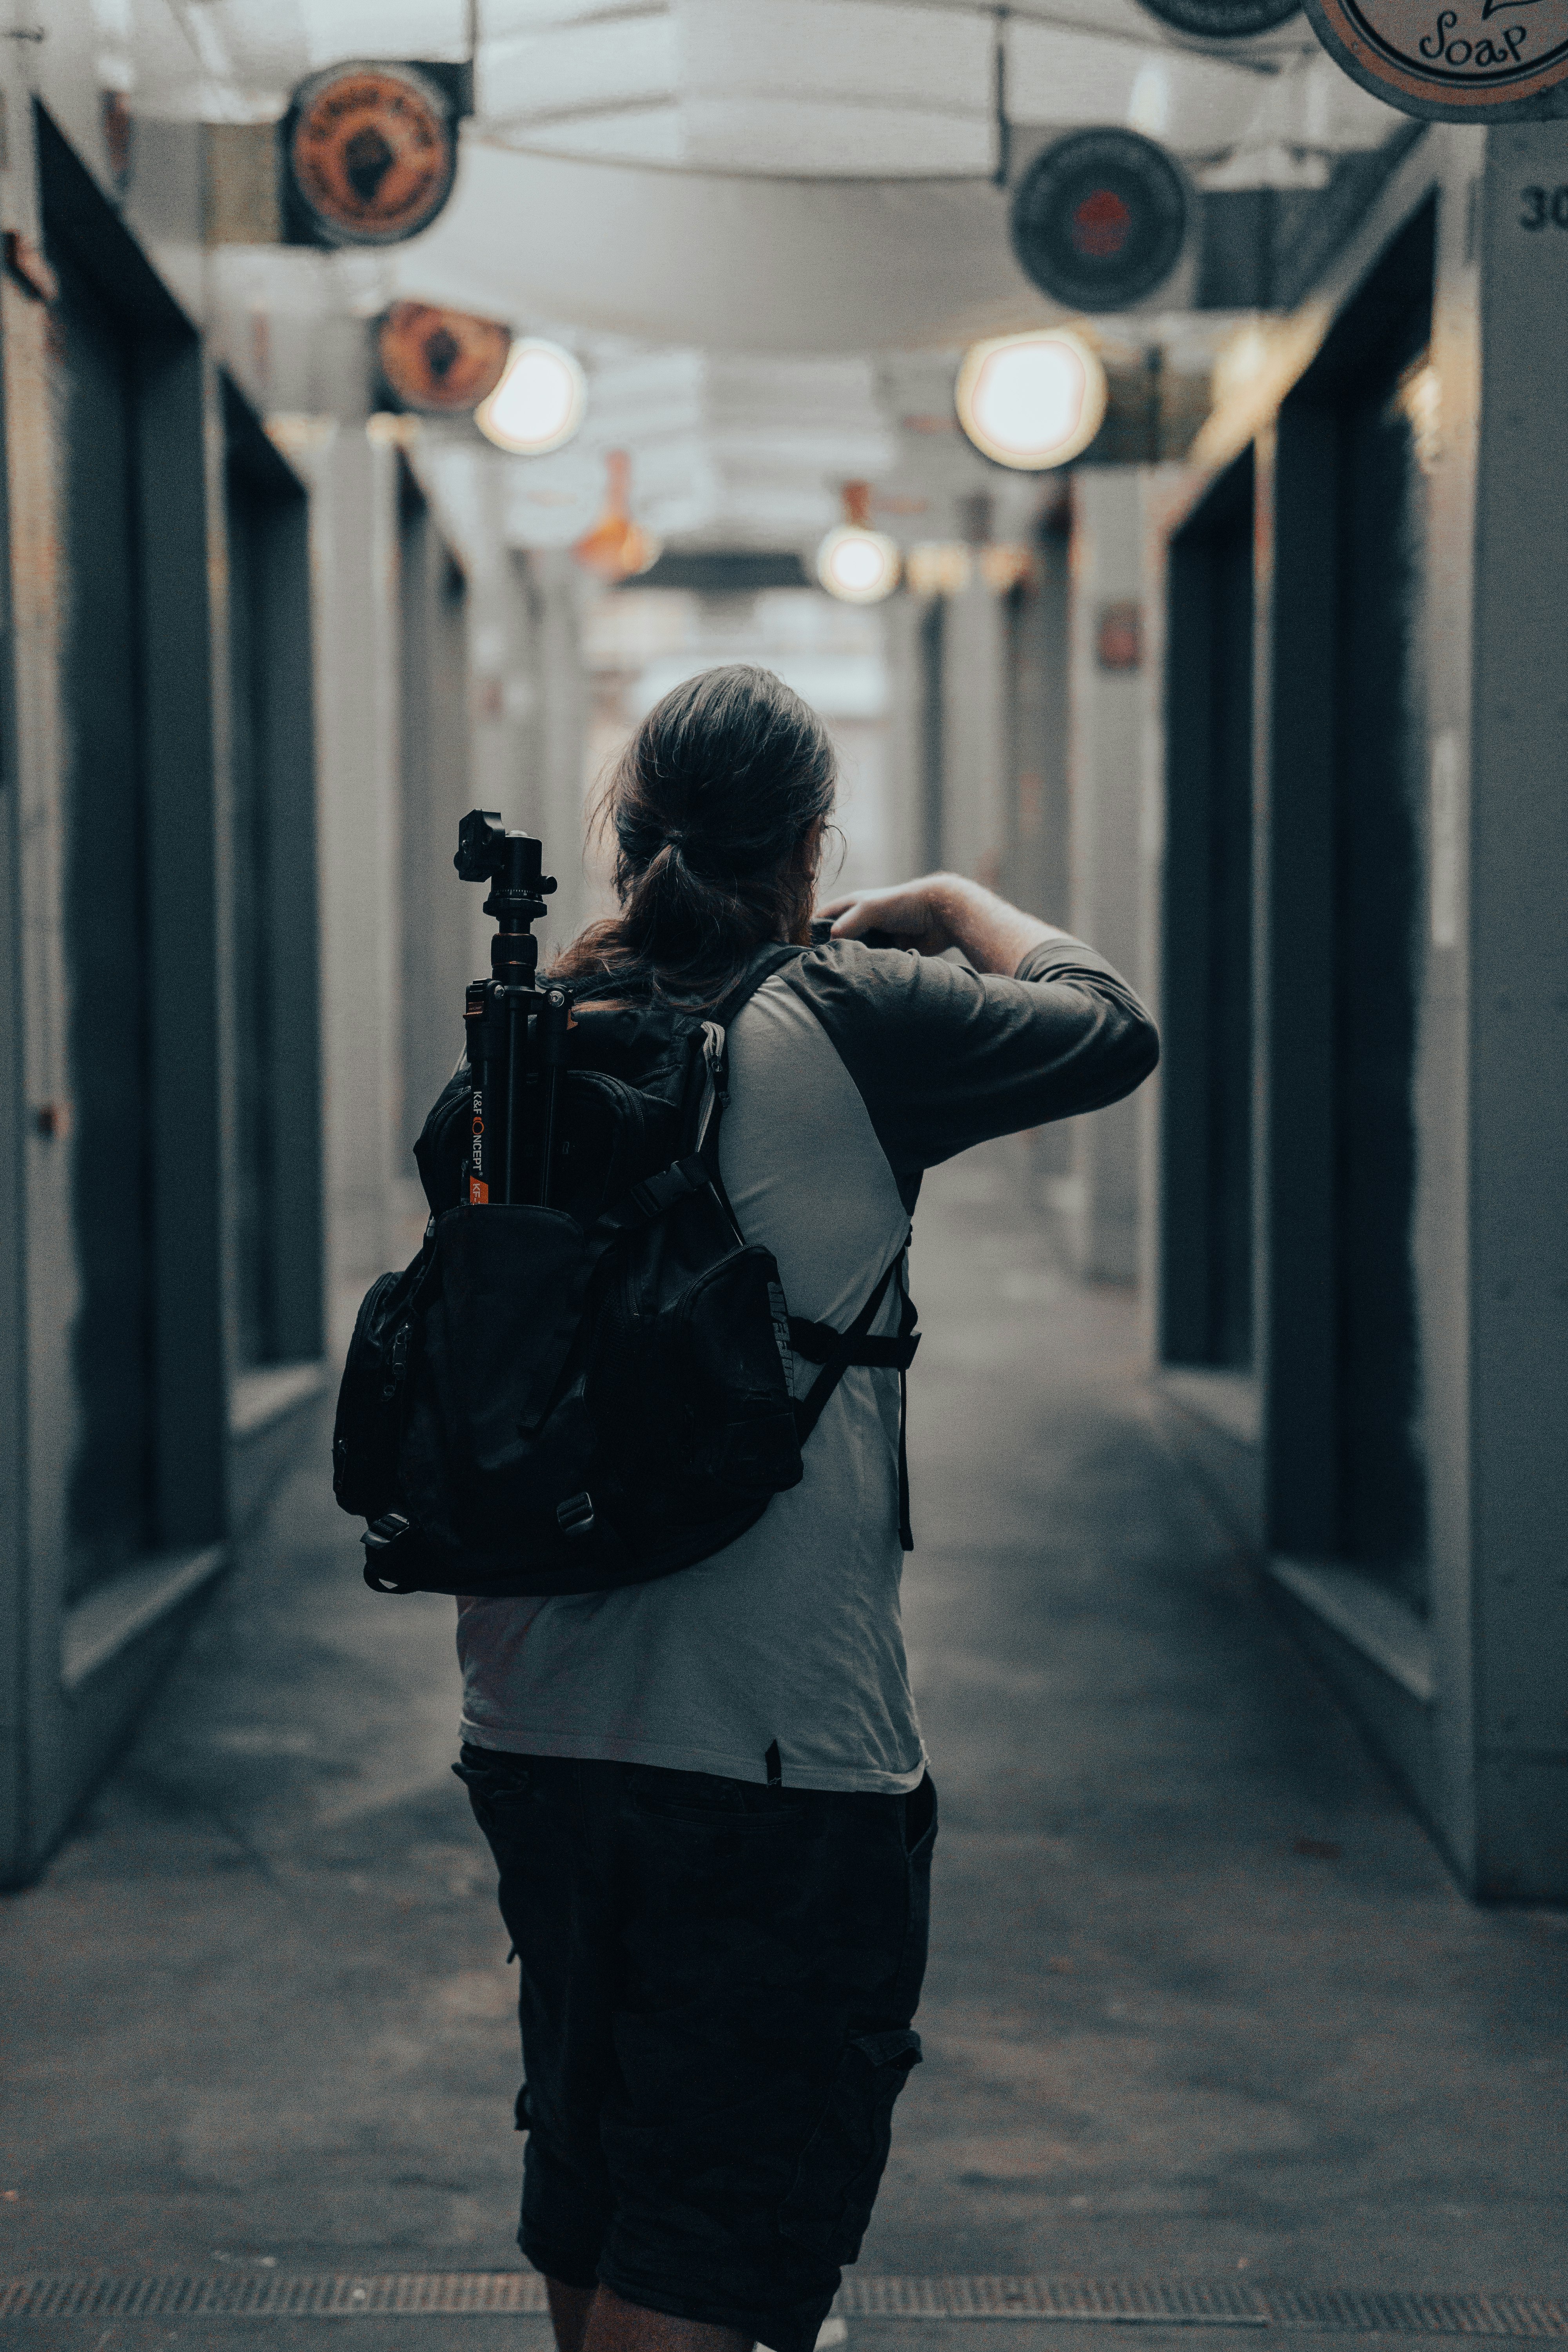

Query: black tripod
(456, 809), (572, 1207)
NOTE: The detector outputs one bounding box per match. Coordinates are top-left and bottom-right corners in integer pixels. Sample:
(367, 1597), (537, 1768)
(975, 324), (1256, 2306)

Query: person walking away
(447, 665), (1158, 2352)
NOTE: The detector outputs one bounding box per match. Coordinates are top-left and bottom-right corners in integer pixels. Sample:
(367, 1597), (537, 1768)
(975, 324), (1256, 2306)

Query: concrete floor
(5, 1146), (1567, 2350)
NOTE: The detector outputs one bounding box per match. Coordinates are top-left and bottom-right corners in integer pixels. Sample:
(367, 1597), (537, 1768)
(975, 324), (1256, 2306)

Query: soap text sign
(1305, 0), (1568, 118)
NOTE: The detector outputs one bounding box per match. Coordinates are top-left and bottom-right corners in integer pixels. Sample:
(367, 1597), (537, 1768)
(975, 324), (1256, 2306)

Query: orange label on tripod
(469, 1176), (489, 1205)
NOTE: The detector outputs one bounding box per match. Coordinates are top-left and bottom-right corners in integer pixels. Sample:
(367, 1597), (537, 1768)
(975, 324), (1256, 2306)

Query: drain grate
(840, 2281), (1266, 2325)
(837, 2282), (1568, 2334)
(0, 2274), (1563, 2332)
(0, 2272), (549, 2320)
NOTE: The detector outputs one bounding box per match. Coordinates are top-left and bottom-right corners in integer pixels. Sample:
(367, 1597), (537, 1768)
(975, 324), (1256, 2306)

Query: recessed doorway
(1162, 450), (1256, 1374)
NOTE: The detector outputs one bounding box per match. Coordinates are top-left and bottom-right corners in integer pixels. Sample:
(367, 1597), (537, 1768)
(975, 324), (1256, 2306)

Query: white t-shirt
(454, 935), (1155, 1793)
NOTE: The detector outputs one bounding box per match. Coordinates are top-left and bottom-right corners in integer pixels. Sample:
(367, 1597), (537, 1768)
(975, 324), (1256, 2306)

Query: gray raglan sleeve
(778, 934), (1158, 1182)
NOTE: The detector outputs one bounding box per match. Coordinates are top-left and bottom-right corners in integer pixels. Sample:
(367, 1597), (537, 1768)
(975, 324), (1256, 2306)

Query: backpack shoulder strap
(690, 942), (810, 1166)
(709, 941), (809, 1031)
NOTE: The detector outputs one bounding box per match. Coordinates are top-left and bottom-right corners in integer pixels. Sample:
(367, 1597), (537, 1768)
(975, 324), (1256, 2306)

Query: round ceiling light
(1010, 129), (1189, 314)
(817, 524), (901, 604)
(955, 329), (1108, 471)
(476, 338), (587, 456)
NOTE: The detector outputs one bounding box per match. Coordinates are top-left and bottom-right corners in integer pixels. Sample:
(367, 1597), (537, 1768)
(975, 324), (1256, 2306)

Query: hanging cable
(993, 6), (1011, 190)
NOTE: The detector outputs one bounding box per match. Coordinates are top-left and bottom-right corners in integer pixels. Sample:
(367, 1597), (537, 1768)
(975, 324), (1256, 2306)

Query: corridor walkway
(5, 1149), (1566, 2348)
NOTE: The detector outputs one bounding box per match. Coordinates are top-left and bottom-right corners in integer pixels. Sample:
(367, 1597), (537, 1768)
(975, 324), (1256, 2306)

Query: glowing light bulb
(955, 329), (1108, 472)
(476, 338), (587, 456)
(816, 524), (900, 604)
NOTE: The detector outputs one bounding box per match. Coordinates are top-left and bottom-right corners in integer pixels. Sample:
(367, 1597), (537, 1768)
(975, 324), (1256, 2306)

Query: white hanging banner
(1303, 0), (1568, 120)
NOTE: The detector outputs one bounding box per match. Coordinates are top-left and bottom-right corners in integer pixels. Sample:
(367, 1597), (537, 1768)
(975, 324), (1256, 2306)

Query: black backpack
(332, 946), (919, 1598)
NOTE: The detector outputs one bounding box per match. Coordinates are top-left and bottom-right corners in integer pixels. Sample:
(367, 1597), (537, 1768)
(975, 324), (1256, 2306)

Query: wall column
(940, 571), (1006, 885)
(879, 590), (927, 890)
(310, 425), (403, 1350)
(533, 551), (591, 943)
(1065, 471), (1147, 1283)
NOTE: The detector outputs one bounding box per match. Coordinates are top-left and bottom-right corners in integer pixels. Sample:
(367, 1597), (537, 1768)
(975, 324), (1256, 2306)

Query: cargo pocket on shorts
(452, 1749), (535, 1852)
(779, 2027), (922, 2263)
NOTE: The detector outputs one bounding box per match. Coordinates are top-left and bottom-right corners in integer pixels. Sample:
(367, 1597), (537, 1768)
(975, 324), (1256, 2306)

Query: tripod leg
(504, 989), (523, 1205)
(538, 987), (570, 1208)
(465, 982), (490, 1204)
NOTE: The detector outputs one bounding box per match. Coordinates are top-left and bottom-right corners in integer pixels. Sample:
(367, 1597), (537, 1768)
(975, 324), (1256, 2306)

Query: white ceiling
(405, 347), (909, 556)
(131, 0), (1396, 178)
(127, 0), (1401, 353)
(383, 148), (1067, 352)
(474, 4), (1377, 178)
(115, 0), (1404, 552)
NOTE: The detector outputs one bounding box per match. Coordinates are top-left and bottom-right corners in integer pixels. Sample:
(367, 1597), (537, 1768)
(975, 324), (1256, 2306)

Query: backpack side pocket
(332, 1261), (424, 1519)
(399, 1203), (592, 1550)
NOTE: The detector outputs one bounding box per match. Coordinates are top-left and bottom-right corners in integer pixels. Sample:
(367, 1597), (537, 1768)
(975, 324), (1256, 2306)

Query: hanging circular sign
(1302, 0), (1568, 117)
(1011, 130), (1189, 314)
(287, 62), (457, 247)
(1138, 0), (1301, 33)
(378, 303), (511, 413)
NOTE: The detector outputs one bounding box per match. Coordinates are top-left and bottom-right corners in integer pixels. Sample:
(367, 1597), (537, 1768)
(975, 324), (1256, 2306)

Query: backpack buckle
(362, 1512), (416, 1594)
(556, 1491), (596, 1539)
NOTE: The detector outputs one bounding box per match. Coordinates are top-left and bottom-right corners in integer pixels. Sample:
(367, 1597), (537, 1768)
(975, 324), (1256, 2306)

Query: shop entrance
(1162, 451), (1255, 1372)
(224, 381), (322, 1372)
(1269, 200), (1434, 1597)
(1330, 241), (1431, 1585)
(42, 110), (227, 1576)
(53, 235), (152, 1596)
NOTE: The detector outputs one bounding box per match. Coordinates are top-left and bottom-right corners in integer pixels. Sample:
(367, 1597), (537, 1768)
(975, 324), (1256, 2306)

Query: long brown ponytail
(551, 663), (837, 1007)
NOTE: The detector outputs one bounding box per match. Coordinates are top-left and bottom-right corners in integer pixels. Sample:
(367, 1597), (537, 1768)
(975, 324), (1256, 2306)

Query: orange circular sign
(288, 63), (457, 246)
(378, 303), (510, 413)
(1304, 0), (1568, 117)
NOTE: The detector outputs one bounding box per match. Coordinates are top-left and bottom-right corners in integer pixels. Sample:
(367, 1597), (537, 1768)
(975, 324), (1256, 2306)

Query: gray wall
(1150, 123), (1568, 1900)
(939, 575), (1007, 886)
(0, 93), (323, 1884)
(310, 426), (407, 1345)
(1465, 122), (1568, 1898)
(397, 463), (474, 1174)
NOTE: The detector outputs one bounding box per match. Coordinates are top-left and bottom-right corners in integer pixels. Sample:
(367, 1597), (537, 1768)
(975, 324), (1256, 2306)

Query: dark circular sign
(1137, 0), (1301, 33)
(378, 302), (510, 413)
(287, 62), (457, 247)
(1010, 131), (1190, 314)
(1303, 0), (1568, 117)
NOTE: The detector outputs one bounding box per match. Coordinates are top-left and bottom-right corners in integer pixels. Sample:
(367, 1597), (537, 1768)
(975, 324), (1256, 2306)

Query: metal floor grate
(0, 2274), (1563, 2333)
(838, 2281), (1568, 2334)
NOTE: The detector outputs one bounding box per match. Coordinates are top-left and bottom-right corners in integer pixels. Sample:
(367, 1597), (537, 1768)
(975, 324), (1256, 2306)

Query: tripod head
(456, 809), (557, 990)
(456, 809), (556, 921)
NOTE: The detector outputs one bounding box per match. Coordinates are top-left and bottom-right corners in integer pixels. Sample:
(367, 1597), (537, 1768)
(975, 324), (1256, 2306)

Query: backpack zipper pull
(383, 1321), (411, 1401)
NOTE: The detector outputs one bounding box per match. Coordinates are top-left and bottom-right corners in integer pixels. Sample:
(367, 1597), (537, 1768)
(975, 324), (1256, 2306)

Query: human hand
(817, 875), (970, 957)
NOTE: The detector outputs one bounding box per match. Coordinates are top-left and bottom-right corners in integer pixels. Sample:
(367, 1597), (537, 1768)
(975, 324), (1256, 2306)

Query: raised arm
(789, 875), (1158, 1183)
(820, 872), (1071, 974)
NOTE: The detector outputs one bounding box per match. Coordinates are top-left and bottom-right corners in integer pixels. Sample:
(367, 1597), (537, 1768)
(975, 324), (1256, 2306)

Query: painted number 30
(1520, 187), (1568, 230)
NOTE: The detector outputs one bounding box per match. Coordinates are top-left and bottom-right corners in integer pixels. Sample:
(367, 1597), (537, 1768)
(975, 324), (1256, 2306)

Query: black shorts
(455, 1748), (936, 2352)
